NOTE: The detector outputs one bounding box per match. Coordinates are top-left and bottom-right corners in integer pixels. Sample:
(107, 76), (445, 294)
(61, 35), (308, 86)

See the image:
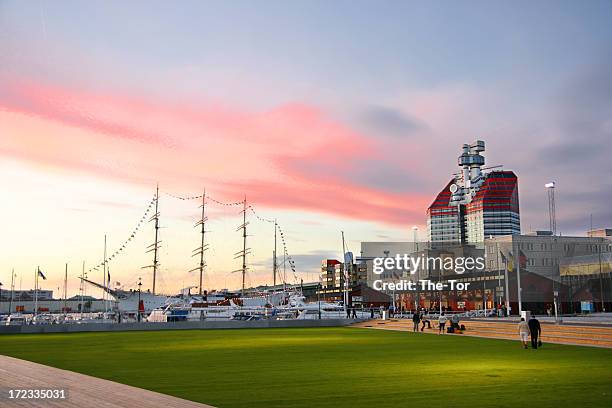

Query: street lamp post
(317, 283), (321, 320)
(412, 226), (421, 314)
(137, 278), (142, 323)
(598, 243), (605, 312)
(9, 270), (15, 316)
(546, 182), (558, 317)
(0, 282), (3, 315)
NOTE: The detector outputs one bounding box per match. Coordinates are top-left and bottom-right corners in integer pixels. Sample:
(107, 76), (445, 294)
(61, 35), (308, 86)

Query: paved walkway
(352, 319), (612, 348)
(0, 355), (214, 408)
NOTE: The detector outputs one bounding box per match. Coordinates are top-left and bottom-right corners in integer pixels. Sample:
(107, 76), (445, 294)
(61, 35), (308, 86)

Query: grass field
(1, 327), (611, 408)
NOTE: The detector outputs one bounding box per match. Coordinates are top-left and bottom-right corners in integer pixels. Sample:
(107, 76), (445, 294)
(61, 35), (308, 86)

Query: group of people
(412, 311), (459, 334)
(408, 309), (545, 348)
(345, 307), (358, 319)
(518, 315), (542, 349)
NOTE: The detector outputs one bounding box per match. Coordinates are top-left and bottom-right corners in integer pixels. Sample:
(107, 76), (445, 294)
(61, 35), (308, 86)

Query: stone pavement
(0, 355), (215, 408)
(352, 318), (612, 348)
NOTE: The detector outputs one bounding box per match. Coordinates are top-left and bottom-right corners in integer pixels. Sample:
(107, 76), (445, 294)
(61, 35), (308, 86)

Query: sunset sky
(1, 1), (611, 297)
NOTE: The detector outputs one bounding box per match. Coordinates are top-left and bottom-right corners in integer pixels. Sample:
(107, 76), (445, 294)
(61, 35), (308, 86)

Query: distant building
(0, 289), (54, 301)
(588, 228), (612, 239)
(358, 232), (612, 314)
(0, 298), (110, 314)
(427, 141), (520, 245)
(486, 232), (612, 313)
(319, 259), (367, 302)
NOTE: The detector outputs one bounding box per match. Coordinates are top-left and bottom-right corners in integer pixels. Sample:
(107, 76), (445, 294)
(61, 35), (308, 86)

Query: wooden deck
(0, 355), (215, 408)
(352, 318), (612, 348)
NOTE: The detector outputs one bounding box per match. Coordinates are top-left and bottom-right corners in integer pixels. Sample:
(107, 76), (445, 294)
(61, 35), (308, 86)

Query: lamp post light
(317, 282), (321, 320)
(546, 182), (559, 317)
(383, 250), (395, 314)
(545, 182), (556, 236)
(137, 277), (142, 323)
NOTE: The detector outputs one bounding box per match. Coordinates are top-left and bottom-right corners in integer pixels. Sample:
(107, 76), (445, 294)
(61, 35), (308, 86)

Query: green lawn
(1, 327), (611, 408)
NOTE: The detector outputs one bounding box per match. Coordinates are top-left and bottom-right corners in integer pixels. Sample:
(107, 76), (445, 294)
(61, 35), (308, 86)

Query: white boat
(148, 291), (369, 322)
(5, 314), (29, 326)
(80, 277), (177, 313)
(76, 311), (118, 324)
(31, 314), (55, 325)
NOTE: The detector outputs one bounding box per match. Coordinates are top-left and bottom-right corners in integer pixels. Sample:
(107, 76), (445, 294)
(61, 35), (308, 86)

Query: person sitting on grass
(438, 313), (448, 334)
(518, 317), (530, 349)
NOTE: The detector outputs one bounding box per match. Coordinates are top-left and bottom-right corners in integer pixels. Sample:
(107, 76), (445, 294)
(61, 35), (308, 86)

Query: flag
(38, 269), (47, 280)
(518, 249), (527, 269)
(107, 271), (111, 285)
(507, 251), (514, 272)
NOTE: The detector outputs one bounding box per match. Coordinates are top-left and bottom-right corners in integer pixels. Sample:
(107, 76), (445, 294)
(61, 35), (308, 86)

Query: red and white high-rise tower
(427, 141), (520, 245)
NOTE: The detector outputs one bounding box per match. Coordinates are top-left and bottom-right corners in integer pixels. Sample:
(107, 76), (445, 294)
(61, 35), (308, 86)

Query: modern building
(427, 141), (520, 245)
(486, 232), (612, 313)
(319, 259), (367, 302)
(357, 232), (612, 314)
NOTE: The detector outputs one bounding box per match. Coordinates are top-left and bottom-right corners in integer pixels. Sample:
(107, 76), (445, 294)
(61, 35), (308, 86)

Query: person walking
(528, 315), (542, 349)
(518, 317), (530, 349)
(412, 310), (421, 332)
(438, 313), (448, 334)
(421, 314), (431, 331)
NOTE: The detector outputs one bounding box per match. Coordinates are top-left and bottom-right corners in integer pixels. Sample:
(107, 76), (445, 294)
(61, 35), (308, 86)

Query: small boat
(31, 314), (55, 325)
(5, 314), (29, 326)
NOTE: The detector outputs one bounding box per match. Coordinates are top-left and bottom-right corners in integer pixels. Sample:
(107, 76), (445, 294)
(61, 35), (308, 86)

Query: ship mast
(103, 235), (107, 313)
(234, 196), (250, 296)
(191, 188), (209, 296)
(273, 219), (277, 287)
(341, 231), (348, 314)
(63, 263), (68, 315)
(144, 184), (161, 294)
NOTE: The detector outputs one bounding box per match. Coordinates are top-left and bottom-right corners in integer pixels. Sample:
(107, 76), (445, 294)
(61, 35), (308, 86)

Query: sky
(1, 0), (611, 297)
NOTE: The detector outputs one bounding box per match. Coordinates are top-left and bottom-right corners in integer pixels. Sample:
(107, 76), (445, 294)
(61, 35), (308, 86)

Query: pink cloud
(0, 77), (429, 225)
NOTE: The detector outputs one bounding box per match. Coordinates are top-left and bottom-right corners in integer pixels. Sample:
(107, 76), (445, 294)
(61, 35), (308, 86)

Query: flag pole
(503, 253), (510, 312)
(34, 266), (39, 317)
(515, 243), (523, 315)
